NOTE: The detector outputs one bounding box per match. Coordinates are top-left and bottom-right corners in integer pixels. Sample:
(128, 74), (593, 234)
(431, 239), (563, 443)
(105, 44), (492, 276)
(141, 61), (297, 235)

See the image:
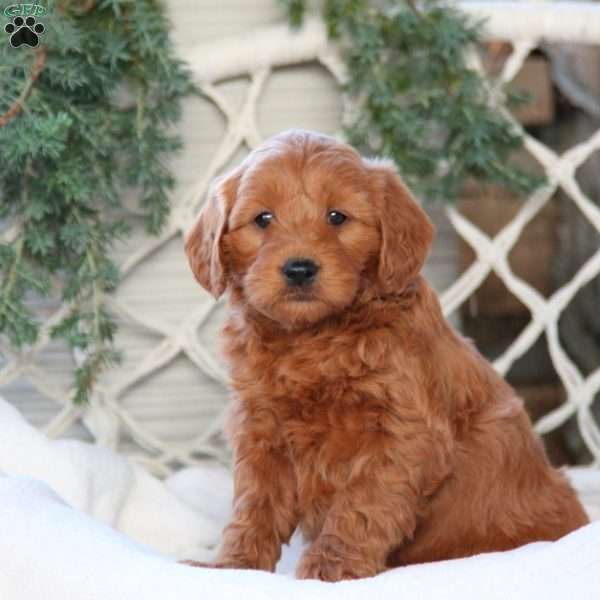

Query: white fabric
(1, 396), (600, 599)
(0, 399), (226, 560)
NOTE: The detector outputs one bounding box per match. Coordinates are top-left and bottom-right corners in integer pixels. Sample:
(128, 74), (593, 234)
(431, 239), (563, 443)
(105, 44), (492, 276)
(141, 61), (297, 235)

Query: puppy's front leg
(297, 431), (450, 581)
(193, 399), (298, 572)
(296, 476), (416, 580)
(216, 444), (297, 571)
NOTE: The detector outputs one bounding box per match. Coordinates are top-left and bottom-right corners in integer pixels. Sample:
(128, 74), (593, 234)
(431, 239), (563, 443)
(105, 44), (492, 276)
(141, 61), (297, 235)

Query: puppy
(184, 130), (588, 581)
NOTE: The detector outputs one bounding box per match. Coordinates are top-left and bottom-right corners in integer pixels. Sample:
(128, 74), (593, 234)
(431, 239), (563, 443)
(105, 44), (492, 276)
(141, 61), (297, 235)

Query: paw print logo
(4, 15), (45, 48)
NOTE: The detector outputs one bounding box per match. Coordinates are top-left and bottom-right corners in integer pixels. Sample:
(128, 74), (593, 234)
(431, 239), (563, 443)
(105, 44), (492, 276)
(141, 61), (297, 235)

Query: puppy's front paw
(295, 538), (375, 582)
(296, 553), (350, 582)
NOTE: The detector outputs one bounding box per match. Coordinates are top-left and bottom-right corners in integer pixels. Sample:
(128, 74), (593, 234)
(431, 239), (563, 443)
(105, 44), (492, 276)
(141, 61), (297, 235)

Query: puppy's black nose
(282, 258), (319, 287)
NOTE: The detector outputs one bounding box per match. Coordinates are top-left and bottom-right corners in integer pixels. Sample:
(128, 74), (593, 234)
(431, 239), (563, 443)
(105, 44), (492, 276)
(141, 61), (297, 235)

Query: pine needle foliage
(279, 0), (541, 201)
(0, 0), (194, 404)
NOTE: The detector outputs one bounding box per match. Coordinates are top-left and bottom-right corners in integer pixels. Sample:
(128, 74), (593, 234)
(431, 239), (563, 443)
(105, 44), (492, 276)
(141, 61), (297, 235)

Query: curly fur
(184, 130), (588, 581)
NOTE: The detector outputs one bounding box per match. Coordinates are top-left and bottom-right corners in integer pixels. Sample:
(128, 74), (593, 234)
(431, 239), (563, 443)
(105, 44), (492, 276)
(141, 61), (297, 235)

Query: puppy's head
(186, 130), (433, 329)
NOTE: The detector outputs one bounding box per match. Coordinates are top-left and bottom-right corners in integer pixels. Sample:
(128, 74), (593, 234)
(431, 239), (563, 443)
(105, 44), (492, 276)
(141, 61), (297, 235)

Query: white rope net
(1, 2), (599, 475)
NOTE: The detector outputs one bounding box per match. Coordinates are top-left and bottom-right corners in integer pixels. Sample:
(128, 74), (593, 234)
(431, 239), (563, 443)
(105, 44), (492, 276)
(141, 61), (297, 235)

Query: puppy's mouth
(282, 289), (318, 303)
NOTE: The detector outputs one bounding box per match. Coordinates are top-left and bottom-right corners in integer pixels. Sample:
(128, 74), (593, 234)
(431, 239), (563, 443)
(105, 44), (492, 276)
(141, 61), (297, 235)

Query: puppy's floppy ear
(184, 168), (242, 299)
(367, 160), (434, 293)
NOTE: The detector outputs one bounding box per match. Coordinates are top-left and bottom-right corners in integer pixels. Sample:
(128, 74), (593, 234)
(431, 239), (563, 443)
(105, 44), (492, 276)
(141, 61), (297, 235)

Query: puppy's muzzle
(282, 258), (319, 287)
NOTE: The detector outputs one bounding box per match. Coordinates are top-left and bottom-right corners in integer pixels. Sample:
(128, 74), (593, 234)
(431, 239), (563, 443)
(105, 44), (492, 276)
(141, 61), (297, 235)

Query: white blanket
(1, 398), (599, 600)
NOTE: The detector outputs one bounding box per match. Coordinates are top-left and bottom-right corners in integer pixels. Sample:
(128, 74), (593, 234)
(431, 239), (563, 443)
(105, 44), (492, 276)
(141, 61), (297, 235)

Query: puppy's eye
(254, 212), (273, 229)
(327, 210), (347, 226)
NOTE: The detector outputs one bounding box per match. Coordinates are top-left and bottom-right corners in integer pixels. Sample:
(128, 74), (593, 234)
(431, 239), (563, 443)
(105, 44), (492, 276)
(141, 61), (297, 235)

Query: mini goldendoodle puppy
(184, 129), (588, 581)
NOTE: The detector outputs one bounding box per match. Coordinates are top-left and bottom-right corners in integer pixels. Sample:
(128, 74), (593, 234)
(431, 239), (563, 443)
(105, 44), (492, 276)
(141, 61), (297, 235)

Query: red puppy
(185, 130), (588, 581)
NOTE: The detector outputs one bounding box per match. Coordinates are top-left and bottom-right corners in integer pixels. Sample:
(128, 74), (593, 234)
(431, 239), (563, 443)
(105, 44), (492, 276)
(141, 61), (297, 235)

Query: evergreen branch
(280, 0), (541, 201)
(85, 238), (102, 340)
(0, 160), (40, 347)
(2, 162), (31, 310)
(56, 0), (97, 16)
(60, 206), (121, 404)
(405, 0), (422, 17)
(0, 238), (24, 323)
(136, 83), (146, 139)
(0, 49), (47, 128)
(0, 0), (193, 402)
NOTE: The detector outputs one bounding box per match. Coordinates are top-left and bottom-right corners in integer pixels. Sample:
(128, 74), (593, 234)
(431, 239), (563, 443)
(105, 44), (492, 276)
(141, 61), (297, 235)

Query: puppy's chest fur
(223, 315), (421, 501)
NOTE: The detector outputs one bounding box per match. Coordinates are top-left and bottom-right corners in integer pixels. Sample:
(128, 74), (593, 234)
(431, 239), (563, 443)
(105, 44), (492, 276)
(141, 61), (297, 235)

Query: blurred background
(1, 0), (599, 474)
